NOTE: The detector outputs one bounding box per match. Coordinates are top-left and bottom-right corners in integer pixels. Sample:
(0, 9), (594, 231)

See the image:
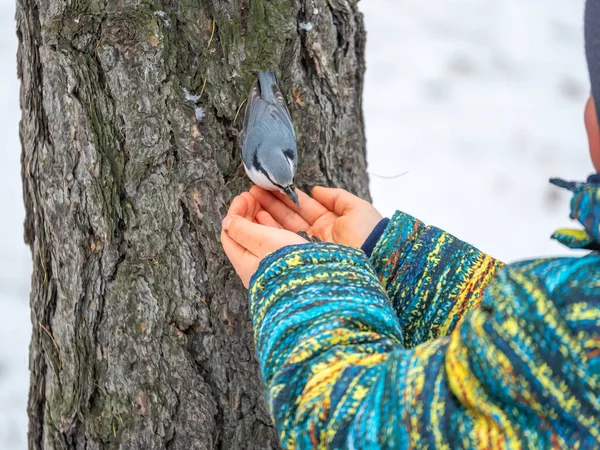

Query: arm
(249, 244), (595, 449)
(249, 243), (403, 448)
(247, 186), (503, 347)
(366, 211), (504, 348)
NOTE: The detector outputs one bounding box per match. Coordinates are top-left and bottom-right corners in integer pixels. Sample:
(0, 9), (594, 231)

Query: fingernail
(222, 216), (234, 231)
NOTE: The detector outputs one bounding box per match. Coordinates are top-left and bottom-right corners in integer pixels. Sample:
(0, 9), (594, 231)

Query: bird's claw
(296, 231), (322, 243)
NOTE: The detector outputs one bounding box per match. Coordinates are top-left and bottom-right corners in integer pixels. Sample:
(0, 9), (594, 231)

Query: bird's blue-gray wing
(243, 115), (296, 164)
(241, 74), (297, 169)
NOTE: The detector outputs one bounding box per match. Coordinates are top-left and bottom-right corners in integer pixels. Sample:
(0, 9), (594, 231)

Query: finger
(240, 192), (261, 221)
(249, 187), (310, 232)
(270, 188), (331, 225)
(220, 230), (258, 288)
(256, 210), (283, 229)
(308, 212), (337, 242)
(227, 195), (249, 218)
(223, 215), (307, 258)
(311, 186), (364, 216)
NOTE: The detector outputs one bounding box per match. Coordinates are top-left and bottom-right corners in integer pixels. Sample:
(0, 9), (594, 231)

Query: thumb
(311, 186), (365, 216)
(223, 215), (306, 258)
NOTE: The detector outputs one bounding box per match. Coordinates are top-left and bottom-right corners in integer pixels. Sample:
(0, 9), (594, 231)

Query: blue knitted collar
(550, 174), (600, 250)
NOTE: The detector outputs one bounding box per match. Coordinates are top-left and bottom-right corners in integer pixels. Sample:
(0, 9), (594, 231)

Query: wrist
(361, 218), (391, 257)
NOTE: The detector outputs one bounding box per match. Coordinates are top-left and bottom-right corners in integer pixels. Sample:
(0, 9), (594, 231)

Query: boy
(221, 1), (600, 447)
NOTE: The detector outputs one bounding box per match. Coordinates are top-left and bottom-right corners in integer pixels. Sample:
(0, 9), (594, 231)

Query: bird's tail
(258, 71), (278, 103)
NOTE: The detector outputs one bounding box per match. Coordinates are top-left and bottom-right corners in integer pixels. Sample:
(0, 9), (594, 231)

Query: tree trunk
(16, 0), (368, 447)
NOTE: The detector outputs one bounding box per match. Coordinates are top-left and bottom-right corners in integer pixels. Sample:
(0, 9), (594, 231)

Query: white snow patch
(183, 87), (201, 103)
(195, 107), (206, 122)
(299, 22), (313, 32)
(153, 11), (170, 27)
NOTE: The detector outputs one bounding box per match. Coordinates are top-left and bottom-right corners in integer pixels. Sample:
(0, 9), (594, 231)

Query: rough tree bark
(17, 0), (369, 448)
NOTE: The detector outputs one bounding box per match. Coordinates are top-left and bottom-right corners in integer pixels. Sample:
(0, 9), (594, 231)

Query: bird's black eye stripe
(252, 151), (261, 170)
(256, 163), (286, 191)
(283, 149), (295, 160)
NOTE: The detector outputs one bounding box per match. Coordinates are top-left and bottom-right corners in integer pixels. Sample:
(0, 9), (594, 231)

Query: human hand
(221, 192), (308, 288)
(249, 186), (383, 248)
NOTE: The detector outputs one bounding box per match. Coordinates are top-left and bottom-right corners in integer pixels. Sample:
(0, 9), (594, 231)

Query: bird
(240, 71), (299, 206)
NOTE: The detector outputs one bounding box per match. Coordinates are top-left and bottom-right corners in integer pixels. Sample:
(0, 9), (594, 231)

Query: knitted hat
(586, 0), (600, 116)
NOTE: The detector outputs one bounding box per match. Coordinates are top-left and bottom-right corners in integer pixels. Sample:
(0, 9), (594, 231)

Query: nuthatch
(240, 71), (299, 206)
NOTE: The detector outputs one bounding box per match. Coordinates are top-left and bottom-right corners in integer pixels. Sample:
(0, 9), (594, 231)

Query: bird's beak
(284, 186), (299, 207)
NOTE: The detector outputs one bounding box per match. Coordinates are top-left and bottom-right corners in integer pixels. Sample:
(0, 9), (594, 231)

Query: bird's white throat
(243, 163), (279, 191)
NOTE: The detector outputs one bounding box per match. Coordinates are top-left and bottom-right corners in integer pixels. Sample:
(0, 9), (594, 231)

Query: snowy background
(0, 0), (593, 447)
(1, 1), (35, 448)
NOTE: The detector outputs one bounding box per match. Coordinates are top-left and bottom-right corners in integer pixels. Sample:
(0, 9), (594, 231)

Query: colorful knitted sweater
(248, 177), (600, 449)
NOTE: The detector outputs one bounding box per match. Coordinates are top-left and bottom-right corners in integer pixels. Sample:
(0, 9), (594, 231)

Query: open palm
(249, 186), (383, 249)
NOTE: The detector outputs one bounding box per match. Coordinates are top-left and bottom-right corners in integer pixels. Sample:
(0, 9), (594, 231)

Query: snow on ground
(361, 0), (592, 261)
(0, 0), (593, 447)
(0, 2), (33, 449)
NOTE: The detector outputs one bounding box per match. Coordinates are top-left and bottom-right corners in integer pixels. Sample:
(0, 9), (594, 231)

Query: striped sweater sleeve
(369, 211), (504, 348)
(248, 244), (600, 449)
(249, 243), (404, 448)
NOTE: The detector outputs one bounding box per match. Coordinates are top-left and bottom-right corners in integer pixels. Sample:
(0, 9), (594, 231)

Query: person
(221, 2), (600, 447)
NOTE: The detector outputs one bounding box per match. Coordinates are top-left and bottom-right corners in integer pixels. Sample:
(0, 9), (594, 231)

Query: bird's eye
(283, 149), (295, 160)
